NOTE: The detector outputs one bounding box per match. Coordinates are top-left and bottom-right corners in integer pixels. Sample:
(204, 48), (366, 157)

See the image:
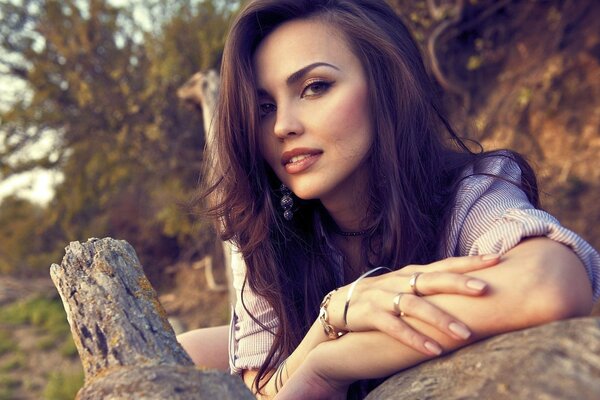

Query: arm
(244, 255), (501, 397)
(276, 237), (593, 399)
(177, 325), (230, 371)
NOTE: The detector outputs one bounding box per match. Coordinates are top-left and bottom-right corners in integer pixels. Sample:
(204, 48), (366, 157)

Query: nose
(273, 104), (304, 140)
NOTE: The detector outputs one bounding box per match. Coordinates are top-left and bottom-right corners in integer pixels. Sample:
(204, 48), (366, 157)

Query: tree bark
(50, 237), (253, 400)
(366, 316), (600, 399)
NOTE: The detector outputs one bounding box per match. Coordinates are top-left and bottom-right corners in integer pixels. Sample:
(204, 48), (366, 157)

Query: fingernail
(482, 254), (500, 261)
(466, 279), (487, 291)
(449, 322), (471, 339)
(424, 341), (442, 355)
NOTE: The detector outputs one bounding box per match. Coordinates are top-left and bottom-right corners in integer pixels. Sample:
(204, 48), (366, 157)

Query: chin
(287, 182), (324, 201)
(290, 188), (319, 201)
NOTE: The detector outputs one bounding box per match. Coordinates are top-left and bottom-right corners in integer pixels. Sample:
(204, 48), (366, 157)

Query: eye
(301, 80), (332, 98)
(259, 102), (276, 118)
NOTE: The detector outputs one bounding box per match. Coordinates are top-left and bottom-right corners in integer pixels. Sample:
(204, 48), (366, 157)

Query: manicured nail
(449, 322), (471, 339)
(424, 341), (442, 355)
(482, 254), (500, 261)
(466, 279), (487, 291)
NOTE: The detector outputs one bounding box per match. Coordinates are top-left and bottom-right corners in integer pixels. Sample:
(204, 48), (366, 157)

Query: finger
(399, 254), (501, 277)
(426, 254), (501, 273)
(393, 293), (473, 342)
(373, 313), (443, 356)
(402, 271), (488, 296)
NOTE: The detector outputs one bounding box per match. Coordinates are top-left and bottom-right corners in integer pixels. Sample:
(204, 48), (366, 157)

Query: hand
(327, 254), (501, 355)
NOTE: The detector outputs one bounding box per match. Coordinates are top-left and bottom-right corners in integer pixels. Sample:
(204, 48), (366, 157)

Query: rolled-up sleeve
(228, 246), (279, 376)
(443, 155), (600, 302)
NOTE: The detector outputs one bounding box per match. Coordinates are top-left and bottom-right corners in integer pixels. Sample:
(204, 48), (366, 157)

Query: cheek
(324, 85), (372, 146)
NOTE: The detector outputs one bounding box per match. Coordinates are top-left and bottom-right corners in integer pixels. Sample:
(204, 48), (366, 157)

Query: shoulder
(456, 151), (526, 195)
(440, 154), (600, 301)
(441, 152), (532, 255)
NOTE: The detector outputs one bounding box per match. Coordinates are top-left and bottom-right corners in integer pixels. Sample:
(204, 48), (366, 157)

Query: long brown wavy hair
(204, 0), (538, 396)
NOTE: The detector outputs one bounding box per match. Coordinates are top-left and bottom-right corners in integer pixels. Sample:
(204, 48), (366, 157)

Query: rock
(367, 317), (600, 399)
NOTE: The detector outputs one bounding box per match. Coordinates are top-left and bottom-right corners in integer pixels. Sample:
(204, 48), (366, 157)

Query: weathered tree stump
(50, 237), (253, 400)
(51, 237), (599, 399)
(367, 316), (600, 399)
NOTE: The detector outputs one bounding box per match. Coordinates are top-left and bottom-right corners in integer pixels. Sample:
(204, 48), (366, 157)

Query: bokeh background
(0, 0), (598, 398)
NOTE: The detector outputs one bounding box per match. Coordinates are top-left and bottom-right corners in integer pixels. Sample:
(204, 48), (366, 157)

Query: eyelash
(259, 103), (276, 118)
(258, 79), (334, 118)
(301, 79), (332, 98)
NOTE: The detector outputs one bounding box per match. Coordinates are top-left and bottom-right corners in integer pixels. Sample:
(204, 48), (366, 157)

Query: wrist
(319, 289), (349, 339)
(307, 341), (354, 390)
(300, 347), (350, 395)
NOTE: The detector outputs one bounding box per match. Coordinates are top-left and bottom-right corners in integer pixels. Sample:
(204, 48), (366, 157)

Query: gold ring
(409, 272), (424, 296)
(393, 293), (406, 316)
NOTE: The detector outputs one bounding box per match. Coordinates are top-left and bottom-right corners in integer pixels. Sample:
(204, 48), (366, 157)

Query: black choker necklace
(332, 227), (370, 237)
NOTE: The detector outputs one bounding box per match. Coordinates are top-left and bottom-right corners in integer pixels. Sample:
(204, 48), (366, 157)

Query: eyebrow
(286, 62), (340, 85)
(257, 62), (340, 97)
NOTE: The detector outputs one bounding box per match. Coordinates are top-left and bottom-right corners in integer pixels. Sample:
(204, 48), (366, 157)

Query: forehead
(253, 18), (359, 87)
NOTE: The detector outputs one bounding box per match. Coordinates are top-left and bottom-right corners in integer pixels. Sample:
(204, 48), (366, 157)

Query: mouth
(281, 148), (323, 174)
(281, 148), (323, 166)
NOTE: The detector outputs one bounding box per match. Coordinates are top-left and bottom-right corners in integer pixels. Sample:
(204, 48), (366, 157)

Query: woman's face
(254, 18), (373, 207)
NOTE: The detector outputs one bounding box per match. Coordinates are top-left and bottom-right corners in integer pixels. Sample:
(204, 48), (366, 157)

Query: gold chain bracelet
(318, 289), (348, 339)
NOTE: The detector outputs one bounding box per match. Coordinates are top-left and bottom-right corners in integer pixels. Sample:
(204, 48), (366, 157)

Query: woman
(178, 1), (600, 398)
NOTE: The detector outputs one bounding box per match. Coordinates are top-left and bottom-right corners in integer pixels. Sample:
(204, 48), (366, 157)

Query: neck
(321, 194), (369, 234)
(320, 171), (370, 234)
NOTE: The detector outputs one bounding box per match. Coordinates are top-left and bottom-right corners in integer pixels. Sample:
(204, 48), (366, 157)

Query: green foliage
(0, 196), (62, 274)
(42, 370), (84, 400)
(467, 55), (483, 70)
(0, 0), (241, 280)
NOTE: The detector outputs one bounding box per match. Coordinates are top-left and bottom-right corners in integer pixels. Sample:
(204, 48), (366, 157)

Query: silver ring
(393, 292), (406, 316)
(409, 272), (424, 296)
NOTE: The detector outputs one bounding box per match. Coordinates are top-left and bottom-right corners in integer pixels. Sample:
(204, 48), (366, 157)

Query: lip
(281, 148), (323, 174)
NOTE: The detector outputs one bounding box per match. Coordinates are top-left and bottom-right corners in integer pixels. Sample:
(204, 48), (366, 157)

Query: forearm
(243, 317), (333, 397)
(177, 325), (230, 371)
(176, 319), (332, 398)
(290, 238), (593, 390)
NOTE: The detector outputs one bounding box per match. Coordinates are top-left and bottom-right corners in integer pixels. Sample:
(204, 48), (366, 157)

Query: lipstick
(281, 148), (323, 174)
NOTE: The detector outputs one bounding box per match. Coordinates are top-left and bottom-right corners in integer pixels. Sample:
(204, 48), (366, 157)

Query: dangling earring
(280, 184), (294, 221)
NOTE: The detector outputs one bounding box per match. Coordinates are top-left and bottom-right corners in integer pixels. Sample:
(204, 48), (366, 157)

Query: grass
(43, 370), (84, 400)
(0, 375), (21, 400)
(0, 296), (80, 357)
(0, 295), (82, 399)
(0, 352), (25, 372)
(35, 335), (57, 351)
(0, 330), (16, 356)
(59, 337), (78, 358)
(0, 296), (70, 337)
